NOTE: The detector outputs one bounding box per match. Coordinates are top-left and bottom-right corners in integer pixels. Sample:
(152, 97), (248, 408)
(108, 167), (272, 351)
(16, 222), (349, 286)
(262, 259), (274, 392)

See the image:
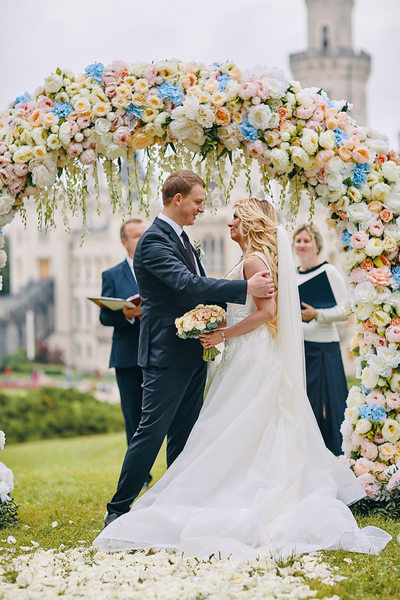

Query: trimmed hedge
(0, 387), (124, 443)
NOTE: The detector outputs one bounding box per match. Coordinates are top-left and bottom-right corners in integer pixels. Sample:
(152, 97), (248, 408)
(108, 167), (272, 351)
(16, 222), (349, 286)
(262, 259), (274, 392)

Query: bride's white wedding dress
(94, 227), (390, 558)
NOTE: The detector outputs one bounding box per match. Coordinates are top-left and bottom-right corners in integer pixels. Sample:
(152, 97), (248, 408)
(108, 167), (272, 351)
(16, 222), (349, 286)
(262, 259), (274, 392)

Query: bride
(94, 198), (390, 559)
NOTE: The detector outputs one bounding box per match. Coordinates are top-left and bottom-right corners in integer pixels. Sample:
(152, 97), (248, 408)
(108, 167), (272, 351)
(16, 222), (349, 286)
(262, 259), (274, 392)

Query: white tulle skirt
(94, 325), (391, 558)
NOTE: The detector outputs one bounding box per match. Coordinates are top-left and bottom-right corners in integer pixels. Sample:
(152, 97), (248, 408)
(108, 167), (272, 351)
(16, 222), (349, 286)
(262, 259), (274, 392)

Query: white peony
(367, 354), (392, 378)
(59, 121), (71, 147)
(270, 148), (291, 172)
(13, 145), (34, 163)
(390, 372), (400, 393)
(47, 134), (61, 150)
(381, 160), (399, 183)
(381, 419), (400, 444)
(291, 147), (311, 169)
(31, 165), (52, 188)
(94, 118), (111, 136)
(169, 118), (206, 146)
(0, 193), (15, 216)
(347, 386), (366, 408)
(347, 201), (371, 225)
(224, 80), (239, 102)
(319, 130), (335, 149)
(196, 105), (215, 128)
(384, 188), (400, 216)
(371, 182), (391, 202)
(44, 73), (63, 94)
(301, 129), (318, 155)
(218, 123), (243, 151)
(182, 96), (199, 120)
(344, 406), (360, 425)
(355, 419), (372, 435)
(361, 366), (379, 390)
(364, 237), (384, 257)
(248, 104), (271, 131)
(327, 173), (343, 191)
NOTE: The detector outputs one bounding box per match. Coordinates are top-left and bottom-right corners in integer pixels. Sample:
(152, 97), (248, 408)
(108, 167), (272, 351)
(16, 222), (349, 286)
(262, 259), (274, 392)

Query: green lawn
(1, 433), (400, 599)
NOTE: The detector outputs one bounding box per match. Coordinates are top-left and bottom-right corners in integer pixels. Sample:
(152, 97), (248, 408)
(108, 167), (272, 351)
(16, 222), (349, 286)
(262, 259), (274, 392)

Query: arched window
(322, 26), (329, 50)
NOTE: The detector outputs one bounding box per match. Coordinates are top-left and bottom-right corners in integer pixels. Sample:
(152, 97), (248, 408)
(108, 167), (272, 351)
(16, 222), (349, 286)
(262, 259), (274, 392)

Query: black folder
(298, 270), (336, 309)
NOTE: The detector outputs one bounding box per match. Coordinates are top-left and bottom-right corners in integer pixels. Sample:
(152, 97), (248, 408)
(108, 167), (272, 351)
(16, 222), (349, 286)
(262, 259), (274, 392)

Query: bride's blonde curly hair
(234, 198), (278, 337)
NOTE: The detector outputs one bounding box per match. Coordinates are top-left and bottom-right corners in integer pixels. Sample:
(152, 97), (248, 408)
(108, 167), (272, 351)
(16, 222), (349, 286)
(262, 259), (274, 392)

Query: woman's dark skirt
(304, 340), (348, 456)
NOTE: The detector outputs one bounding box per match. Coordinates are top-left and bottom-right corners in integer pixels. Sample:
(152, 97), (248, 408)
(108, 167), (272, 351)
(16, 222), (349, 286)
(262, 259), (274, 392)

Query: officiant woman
(293, 224), (348, 455)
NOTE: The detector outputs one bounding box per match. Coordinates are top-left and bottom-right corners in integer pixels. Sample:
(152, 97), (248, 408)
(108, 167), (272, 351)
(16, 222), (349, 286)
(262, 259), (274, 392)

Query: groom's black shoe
(104, 512), (123, 528)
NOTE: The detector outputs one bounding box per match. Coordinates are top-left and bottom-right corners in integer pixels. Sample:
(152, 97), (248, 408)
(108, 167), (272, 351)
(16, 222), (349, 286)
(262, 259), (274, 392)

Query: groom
(104, 170), (274, 524)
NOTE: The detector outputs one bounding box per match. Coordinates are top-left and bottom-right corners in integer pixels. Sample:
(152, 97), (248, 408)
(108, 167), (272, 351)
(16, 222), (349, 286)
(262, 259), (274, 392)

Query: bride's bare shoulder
(243, 254), (269, 279)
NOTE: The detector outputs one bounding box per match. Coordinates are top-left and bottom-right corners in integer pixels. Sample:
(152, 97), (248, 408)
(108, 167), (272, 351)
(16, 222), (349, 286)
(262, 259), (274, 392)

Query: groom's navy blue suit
(107, 217), (247, 515)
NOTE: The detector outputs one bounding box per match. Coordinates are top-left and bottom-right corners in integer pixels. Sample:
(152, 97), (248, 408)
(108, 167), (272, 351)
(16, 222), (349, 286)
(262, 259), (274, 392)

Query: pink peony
(350, 267), (367, 283)
(37, 96), (54, 112)
(337, 112), (351, 130)
(305, 120), (319, 132)
(69, 121), (79, 137)
(368, 220), (384, 237)
(238, 82), (258, 100)
(360, 439), (379, 460)
(0, 249), (7, 268)
(294, 105), (315, 120)
(102, 72), (120, 86)
(77, 116), (91, 129)
(385, 325), (400, 344)
(366, 391), (386, 406)
(367, 266), (392, 286)
(246, 140), (264, 158)
(352, 146), (370, 164)
(387, 470), (400, 492)
(67, 142), (83, 158)
(351, 431), (364, 447)
(313, 107), (324, 122)
(113, 126), (131, 146)
(79, 149), (97, 165)
(256, 81), (269, 100)
(7, 176), (25, 195)
(357, 473), (380, 498)
(385, 392), (400, 410)
(110, 114), (124, 132)
(350, 231), (369, 249)
(105, 85), (117, 98)
(143, 64), (158, 85)
(13, 164), (29, 177)
(316, 149), (334, 163)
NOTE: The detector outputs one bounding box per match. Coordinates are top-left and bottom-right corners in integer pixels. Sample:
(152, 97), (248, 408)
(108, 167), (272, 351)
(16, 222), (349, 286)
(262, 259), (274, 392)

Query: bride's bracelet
(220, 329), (227, 343)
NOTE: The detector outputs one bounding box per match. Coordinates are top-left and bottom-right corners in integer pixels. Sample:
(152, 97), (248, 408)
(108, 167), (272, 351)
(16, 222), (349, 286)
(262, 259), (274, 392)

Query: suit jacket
(134, 217), (247, 369)
(100, 259), (141, 368)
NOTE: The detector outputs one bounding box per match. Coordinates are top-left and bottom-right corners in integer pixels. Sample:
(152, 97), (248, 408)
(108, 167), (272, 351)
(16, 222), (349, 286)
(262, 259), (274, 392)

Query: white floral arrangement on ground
(0, 430), (18, 528)
(0, 545), (344, 600)
(175, 304), (225, 361)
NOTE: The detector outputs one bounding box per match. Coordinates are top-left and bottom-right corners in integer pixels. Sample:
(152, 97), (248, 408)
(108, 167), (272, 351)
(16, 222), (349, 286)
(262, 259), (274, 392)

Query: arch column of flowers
(1, 59), (400, 511)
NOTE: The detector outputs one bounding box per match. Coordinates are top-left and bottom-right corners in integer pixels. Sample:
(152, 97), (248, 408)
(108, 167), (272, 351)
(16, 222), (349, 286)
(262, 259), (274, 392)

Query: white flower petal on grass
(51, 521), (58, 528)
(6, 535), (16, 544)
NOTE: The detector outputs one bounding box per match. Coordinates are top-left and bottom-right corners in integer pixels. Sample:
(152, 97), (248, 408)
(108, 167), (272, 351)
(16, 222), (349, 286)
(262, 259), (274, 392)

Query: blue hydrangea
(51, 101), (73, 118)
(14, 91), (30, 106)
(157, 83), (184, 106)
(359, 403), (387, 422)
(342, 231), (352, 247)
(352, 163), (370, 188)
(218, 74), (230, 91)
(334, 128), (348, 146)
(84, 62), (104, 82)
(327, 100), (335, 108)
(392, 267), (400, 287)
(125, 103), (143, 119)
(212, 62), (222, 68)
(239, 117), (258, 142)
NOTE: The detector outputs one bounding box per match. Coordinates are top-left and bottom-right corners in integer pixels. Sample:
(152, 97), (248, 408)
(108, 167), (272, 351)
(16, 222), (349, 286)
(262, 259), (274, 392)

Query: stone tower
(289, 0), (371, 125)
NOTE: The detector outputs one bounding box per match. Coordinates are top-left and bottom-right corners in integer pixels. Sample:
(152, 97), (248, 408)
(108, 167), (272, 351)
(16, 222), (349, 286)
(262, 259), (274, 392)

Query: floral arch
(1, 59), (400, 509)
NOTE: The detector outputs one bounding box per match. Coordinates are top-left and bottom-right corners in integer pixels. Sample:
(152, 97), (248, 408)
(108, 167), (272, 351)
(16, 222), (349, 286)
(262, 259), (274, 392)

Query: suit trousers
(107, 363), (207, 515)
(115, 366), (143, 444)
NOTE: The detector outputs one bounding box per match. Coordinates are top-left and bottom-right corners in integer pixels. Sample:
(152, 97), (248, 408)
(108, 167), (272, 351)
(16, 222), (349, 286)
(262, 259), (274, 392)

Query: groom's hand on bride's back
(247, 271), (275, 298)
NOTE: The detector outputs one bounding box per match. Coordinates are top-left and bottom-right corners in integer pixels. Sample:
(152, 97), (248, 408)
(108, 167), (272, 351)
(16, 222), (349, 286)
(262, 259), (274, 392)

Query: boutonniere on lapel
(193, 240), (204, 260)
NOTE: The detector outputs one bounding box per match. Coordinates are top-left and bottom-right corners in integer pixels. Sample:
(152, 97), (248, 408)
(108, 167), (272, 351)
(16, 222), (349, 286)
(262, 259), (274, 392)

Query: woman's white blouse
(296, 262), (348, 343)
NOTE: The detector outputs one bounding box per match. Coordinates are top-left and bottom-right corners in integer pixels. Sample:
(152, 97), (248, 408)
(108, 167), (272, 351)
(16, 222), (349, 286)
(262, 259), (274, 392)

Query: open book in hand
(88, 294), (141, 311)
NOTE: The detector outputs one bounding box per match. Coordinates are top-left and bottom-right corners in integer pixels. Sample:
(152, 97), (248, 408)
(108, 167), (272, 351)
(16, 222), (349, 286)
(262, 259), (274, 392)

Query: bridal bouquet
(175, 304), (226, 361)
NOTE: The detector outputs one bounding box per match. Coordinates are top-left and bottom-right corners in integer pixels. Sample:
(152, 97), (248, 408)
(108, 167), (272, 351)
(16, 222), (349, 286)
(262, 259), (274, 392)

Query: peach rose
(361, 259), (374, 271)
(371, 461), (387, 481)
(28, 109), (44, 127)
(367, 200), (383, 212)
(215, 107), (231, 126)
(326, 117), (338, 130)
(337, 112), (351, 130)
(337, 146), (353, 161)
(181, 73), (197, 89)
(316, 149), (334, 163)
(362, 319), (377, 332)
(294, 105), (315, 120)
(228, 66), (241, 81)
(392, 317), (400, 326)
(37, 96), (54, 112)
(366, 266), (391, 286)
(380, 209), (393, 223)
(388, 149), (400, 165)
(353, 458), (373, 476)
(352, 146), (370, 164)
(131, 131), (153, 149)
(376, 154), (387, 165)
(277, 107), (289, 120)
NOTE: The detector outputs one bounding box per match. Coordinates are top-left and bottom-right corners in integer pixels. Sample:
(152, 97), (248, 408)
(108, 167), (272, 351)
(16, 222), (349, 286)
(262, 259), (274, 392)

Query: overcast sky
(1, 0), (399, 147)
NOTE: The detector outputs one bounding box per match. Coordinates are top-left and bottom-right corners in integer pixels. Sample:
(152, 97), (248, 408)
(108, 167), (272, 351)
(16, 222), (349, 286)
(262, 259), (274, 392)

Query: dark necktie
(181, 230), (197, 272)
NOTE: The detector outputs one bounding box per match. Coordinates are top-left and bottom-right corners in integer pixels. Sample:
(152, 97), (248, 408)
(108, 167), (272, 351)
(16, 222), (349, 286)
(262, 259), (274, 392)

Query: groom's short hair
(162, 170), (205, 206)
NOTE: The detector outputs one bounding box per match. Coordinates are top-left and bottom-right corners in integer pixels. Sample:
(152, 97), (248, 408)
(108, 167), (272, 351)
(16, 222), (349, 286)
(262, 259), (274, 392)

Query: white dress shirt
(158, 212), (201, 275)
(125, 256), (136, 324)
